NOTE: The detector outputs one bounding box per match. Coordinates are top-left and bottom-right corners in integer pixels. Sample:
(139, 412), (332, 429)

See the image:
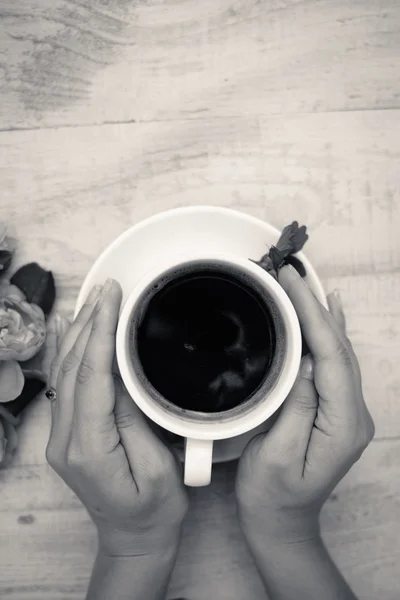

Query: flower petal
(0, 360), (25, 402)
(0, 281), (26, 302)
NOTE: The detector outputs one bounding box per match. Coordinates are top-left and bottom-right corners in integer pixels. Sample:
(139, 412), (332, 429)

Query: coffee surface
(135, 270), (276, 412)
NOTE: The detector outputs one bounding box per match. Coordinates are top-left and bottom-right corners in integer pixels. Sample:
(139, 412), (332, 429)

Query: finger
(74, 279), (122, 427)
(47, 284), (102, 390)
(278, 266), (349, 364)
(327, 289), (346, 334)
(48, 316), (95, 457)
(42, 314), (70, 383)
(42, 315), (58, 380)
(266, 355), (318, 468)
(56, 315), (71, 350)
(46, 315), (72, 420)
(321, 293), (362, 386)
(42, 315), (60, 421)
(278, 265), (359, 421)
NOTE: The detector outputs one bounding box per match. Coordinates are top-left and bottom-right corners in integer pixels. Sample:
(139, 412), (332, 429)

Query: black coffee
(133, 265), (277, 413)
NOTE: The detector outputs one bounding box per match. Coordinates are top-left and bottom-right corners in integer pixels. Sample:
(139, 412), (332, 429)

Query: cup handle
(183, 438), (214, 487)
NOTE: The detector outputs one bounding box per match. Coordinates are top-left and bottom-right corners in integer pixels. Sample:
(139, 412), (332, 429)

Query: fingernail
(286, 263), (309, 288)
(87, 284), (102, 304)
(103, 278), (113, 293)
(96, 278), (113, 310)
(286, 263), (300, 276)
(299, 354), (314, 379)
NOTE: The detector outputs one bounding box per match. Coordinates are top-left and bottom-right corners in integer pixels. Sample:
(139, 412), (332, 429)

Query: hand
(235, 265), (375, 544)
(45, 280), (189, 558)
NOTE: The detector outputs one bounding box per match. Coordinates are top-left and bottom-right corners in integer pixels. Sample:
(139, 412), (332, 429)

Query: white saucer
(75, 206), (327, 463)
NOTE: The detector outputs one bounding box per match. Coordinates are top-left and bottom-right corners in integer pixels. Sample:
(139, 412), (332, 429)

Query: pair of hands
(45, 265), (374, 560)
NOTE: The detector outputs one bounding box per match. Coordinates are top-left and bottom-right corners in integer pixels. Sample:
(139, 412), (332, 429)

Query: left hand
(45, 279), (189, 558)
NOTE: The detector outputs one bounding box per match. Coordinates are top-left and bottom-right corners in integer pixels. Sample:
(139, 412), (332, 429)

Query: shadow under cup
(125, 259), (287, 435)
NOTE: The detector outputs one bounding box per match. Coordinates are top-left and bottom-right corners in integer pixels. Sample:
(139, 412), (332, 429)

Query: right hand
(235, 264), (375, 544)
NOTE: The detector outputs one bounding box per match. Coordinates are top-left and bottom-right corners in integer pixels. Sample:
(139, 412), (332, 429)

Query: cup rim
(116, 251), (302, 440)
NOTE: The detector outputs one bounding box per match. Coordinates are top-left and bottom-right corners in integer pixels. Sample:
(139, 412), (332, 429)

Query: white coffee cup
(116, 251), (302, 487)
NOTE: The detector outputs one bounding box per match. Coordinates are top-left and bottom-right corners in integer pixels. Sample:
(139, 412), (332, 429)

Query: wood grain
(1, 1), (399, 598)
(1, 111), (399, 437)
(1, 1), (400, 129)
(1, 440), (399, 599)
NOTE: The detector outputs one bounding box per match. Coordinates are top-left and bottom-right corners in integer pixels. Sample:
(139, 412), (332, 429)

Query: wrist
(88, 545), (179, 600)
(97, 524), (183, 560)
(237, 505), (321, 547)
(238, 532), (358, 600)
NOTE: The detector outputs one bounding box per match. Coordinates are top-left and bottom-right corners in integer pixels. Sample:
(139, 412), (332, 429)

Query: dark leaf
(284, 255), (307, 278)
(3, 375), (46, 417)
(10, 262), (56, 316)
(0, 250), (13, 277)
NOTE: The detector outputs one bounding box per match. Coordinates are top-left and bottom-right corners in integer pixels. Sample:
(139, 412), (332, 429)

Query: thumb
(265, 355), (318, 466)
(113, 377), (176, 472)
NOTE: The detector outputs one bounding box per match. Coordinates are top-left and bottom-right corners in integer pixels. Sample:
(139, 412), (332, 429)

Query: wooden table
(1, 1), (399, 598)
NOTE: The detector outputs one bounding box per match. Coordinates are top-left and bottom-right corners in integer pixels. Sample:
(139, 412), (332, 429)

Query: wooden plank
(1, 1), (400, 129)
(1, 111), (399, 435)
(1, 110), (399, 275)
(0, 440), (399, 599)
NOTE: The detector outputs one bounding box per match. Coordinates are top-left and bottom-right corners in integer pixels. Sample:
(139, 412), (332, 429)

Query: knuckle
(292, 395), (317, 418)
(61, 350), (81, 374)
(76, 358), (96, 385)
(353, 428), (372, 458)
(343, 334), (353, 348)
(367, 417), (376, 441)
(50, 355), (62, 373)
(142, 452), (175, 488)
(115, 411), (136, 430)
(363, 417), (375, 445)
(334, 342), (354, 368)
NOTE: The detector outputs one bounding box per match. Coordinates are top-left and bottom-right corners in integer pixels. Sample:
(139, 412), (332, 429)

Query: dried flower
(251, 221), (309, 280)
